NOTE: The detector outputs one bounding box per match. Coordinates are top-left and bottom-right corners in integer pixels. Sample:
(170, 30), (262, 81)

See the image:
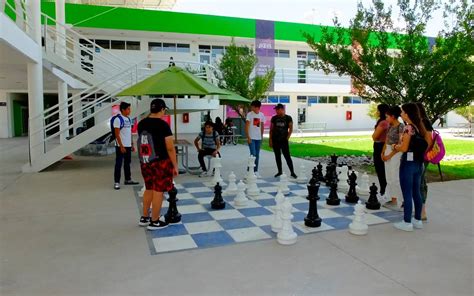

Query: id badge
(407, 152), (414, 161)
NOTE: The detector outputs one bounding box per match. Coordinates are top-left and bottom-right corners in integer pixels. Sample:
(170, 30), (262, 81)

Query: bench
(298, 122), (327, 136)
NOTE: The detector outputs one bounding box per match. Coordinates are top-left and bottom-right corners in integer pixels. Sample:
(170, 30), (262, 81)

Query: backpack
(137, 130), (159, 164)
(109, 114), (124, 143)
(424, 130), (446, 164)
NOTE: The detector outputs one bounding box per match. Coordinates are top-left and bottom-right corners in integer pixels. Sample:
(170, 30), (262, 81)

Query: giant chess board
(134, 178), (402, 255)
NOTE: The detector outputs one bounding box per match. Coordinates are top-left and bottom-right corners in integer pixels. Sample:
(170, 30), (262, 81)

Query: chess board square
(181, 212), (214, 223)
(184, 220), (224, 234)
(259, 225), (277, 238)
(292, 211), (307, 222)
(229, 200), (261, 209)
(247, 215), (273, 226)
(208, 209), (245, 220)
(202, 203), (235, 211)
(288, 196), (308, 204)
(348, 213), (390, 225)
(195, 197), (213, 205)
(323, 217), (352, 230)
(332, 206), (356, 216)
(174, 184), (185, 190)
(318, 208), (343, 219)
(293, 221), (334, 233)
(291, 189), (308, 196)
(217, 217), (256, 230)
(227, 227), (272, 242)
(186, 187), (213, 194)
(257, 182), (277, 187)
(149, 223), (188, 238)
(179, 204), (207, 214)
(292, 203), (308, 212)
(182, 182), (206, 188)
(255, 198), (276, 207)
(191, 191), (214, 198)
(238, 207), (272, 217)
(191, 231), (235, 248)
(288, 184), (304, 191)
(252, 192), (275, 200)
(152, 235), (198, 253)
(177, 199), (200, 206)
(372, 211), (402, 222)
(175, 192), (193, 199)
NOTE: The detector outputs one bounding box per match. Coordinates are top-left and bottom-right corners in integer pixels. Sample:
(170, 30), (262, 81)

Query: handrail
(3, 0), (35, 39)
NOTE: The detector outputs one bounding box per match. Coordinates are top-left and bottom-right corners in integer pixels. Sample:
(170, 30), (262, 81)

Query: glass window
(308, 52), (317, 61)
(268, 96), (279, 103)
(199, 45), (211, 53)
(297, 51), (307, 58)
(297, 96), (307, 103)
(95, 39), (110, 49)
(343, 96), (351, 104)
(328, 96), (338, 104)
(279, 50), (290, 58)
(308, 97), (318, 106)
(126, 41), (140, 50)
(318, 96), (328, 103)
(260, 97), (269, 103)
(111, 40), (125, 50)
(279, 96), (290, 103)
(148, 42), (162, 51)
(212, 46), (224, 55)
(163, 43), (176, 52)
(177, 43), (190, 53)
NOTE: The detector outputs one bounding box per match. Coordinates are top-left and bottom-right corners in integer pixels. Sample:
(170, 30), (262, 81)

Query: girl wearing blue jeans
(391, 103), (430, 232)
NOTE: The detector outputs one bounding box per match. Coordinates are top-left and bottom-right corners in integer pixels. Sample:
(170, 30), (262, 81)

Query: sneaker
(290, 173), (298, 179)
(114, 183), (120, 190)
(274, 172), (282, 178)
(412, 219), (423, 229)
(138, 216), (150, 227)
(147, 218), (169, 231)
(124, 180), (139, 185)
(393, 221), (413, 232)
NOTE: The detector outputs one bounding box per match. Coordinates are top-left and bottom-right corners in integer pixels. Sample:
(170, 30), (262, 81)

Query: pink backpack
(424, 130), (446, 164)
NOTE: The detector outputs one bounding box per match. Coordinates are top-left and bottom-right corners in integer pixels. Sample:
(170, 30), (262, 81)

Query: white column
(26, 0), (44, 164)
(1, 0), (6, 13)
(0, 91), (11, 138)
(56, 0), (68, 143)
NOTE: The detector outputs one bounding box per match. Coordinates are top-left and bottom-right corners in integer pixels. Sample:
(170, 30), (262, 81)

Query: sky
(172, 0), (451, 37)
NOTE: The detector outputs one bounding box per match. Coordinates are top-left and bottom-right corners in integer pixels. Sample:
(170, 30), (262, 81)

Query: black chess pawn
(311, 166), (318, 181)
(326, 179), (341, 206)
(330, 154), (338, 164)
(365, 183), (381, 210)
(211, 182), (226, 209)
(317, 162), (325, 182)
(324, 163), (332, 186)
(307, 177), (320, 201)
(165, 185), (182, 223)
(345, 171), (359, 203)
(305, 182), (322, 227)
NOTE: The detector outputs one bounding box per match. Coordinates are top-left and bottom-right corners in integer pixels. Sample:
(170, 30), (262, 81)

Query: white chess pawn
(271, 190), (285, 232)
(279, 173), (290, 195)
(296, 163), (307, 184)
(338, 166), (349, 191)
(211, 156), (225, 186)
(224, 171), (238, 195)
(349, 201), (368, 235)
(357, 172), (370, 196)
(277, 200), (297, 245)
(234, 180), (249, 206)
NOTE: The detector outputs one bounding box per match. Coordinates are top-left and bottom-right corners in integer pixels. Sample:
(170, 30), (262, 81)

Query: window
(328, 96), (338, 104)
(297, 51), (318, 61)
(297, 96), (307, 103)
(95, 39), (110, 49)
(212, 46), (224, 55)
(111, 40), (125, 50)
(343, 96), (368, 104)
(308, 96), (318, 106)
(148, 42), (162, 51)
(126, 41), (140, 50)
(199, 45), (211, 53)
(163, 43), (176, 52)
(279, 95), (290, 103)
(177, 43), (190, 53)
(274, 49), (290, 58)
(262, 95), (290, 104)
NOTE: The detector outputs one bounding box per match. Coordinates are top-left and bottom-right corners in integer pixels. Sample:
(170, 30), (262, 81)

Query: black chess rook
(165, 185), (182, 223)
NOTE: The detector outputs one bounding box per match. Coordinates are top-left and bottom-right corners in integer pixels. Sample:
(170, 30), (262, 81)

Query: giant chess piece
(345, 171), (359, 203)
(317, 162), (325, 182)
(330, 154), (338, 165)
(324, 162), (332, 186)
(305, 181), (322, 227)
(234, 180), (248, 206)
(349, 201), (368, 235)
(338, 165), (349, 191)
(296, 163), (307, 184)
(279, 173), (290, 195)
(211, 156), (225, 186)
(246, 170), (260, 197)
(245, 155), (256, 183)
(365, 183), (381, 210)
(211, 182), (226, 209)
(326, 179), (341, 206)
(164, 185), (181, 223)
(307, 176), (320, 201)
(271, 190), (285, 232)
(223, 171), (238, 196)
(277, 200), (297, 245)
(357, 172), (370, 196)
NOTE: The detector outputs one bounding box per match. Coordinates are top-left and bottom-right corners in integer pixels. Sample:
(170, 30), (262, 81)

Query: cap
(274, 103), (285, 110)
(150, 98), (168, 113)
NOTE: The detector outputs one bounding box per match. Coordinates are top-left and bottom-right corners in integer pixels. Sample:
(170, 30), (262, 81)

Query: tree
(303, 0), (474, 123)
(217, 39), (275, 119)
(455, 105), (474, 122)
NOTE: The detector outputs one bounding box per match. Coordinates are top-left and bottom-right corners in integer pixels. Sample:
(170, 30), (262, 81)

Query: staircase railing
(2, 0), (35, 39)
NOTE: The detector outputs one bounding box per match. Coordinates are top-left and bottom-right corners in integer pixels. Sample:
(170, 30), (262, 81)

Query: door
(20, 106), (28, 136)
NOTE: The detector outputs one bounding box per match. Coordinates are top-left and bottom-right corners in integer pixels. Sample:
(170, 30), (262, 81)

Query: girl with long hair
(372, 103), (390, 197)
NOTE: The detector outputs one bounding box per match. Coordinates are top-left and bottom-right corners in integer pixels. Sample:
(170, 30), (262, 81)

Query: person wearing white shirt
(245, 100), (266, 176)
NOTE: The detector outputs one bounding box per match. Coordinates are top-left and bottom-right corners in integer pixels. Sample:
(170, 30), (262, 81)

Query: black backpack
(137, 130), (159, 164)
(109, 114), (124, 143)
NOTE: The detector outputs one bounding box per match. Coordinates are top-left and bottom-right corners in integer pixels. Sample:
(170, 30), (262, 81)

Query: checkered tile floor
(134, 178), (402, 255)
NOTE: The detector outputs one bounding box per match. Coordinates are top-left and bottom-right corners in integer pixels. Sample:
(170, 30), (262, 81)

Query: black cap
(274, 103), (285, 110)
(150, 98), (168, 113)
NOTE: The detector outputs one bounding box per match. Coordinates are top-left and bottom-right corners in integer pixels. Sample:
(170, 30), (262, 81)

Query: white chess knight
(279, 173), (290, 195)
(271, 190), (285, 232)
(338, 166), (349, 191)
(349, 201), (368, 235)
(357, 172), (370, 196)
(277, 200), (297, 245)
(211, 156), (225, 186)
(223, 171), (238, 196)
(296, 163), (307, 184)
(234, 180), (249, 206)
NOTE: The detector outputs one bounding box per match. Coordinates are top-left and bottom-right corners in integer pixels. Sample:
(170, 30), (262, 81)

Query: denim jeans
(399, 154), (423, 222)
(248, 139), (262, 172)
(114, 146), (132, 183)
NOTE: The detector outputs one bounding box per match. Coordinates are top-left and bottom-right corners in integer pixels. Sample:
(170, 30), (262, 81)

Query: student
(113, 102), (139, 190)
(381, 106), (404, 211)
(372, 103), (390, 197)
(245, 100), (266, 177)
(137, 99), (178, 230)
(392, 103), (429, 232)
(194, 121), (221, 177)
(269, 103), (297, 179)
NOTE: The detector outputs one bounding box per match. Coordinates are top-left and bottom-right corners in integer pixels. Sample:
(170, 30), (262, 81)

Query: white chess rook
(277, 200), (297, 245)
(224, 171), (238, 196)
(271, 190), (285, 232)
(234, 180), (249, 206)
(349, 201), (368, 235)
(279, 173), (290, 195)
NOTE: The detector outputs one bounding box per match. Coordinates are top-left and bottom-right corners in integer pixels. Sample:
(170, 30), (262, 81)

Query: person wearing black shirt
(137, 98), (178, 231)
(269, 104), (297, 179)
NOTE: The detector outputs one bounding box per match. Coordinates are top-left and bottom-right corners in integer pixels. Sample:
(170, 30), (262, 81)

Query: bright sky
(172, 0), (449, 37)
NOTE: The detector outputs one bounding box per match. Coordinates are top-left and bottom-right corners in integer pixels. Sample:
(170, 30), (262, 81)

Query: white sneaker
(393, 221), (414, 232)
(412, 219), (423, 229)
